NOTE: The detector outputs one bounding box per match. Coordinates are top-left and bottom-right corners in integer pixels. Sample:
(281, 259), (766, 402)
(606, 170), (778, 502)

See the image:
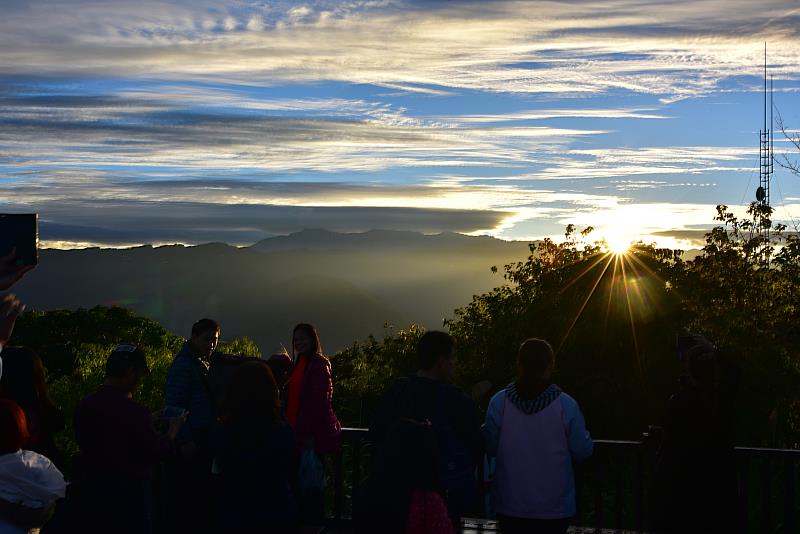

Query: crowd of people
(0, 251), (738, 534)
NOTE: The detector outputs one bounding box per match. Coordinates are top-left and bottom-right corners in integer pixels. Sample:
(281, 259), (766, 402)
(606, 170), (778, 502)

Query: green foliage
(332, 324), (424, 426)
(443, 204), (800, 445)
(677, 204), (800, 445)
(11, 305), (182, 378)
(445, 225), (685, 438)
(9, 306), (259, 473)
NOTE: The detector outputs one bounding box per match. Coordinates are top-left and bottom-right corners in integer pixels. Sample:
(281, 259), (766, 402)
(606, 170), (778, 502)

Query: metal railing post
(784, 457), (797, 534)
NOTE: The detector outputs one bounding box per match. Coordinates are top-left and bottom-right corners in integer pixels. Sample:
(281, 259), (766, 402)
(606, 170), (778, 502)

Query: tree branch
(775, 109), (800, 176)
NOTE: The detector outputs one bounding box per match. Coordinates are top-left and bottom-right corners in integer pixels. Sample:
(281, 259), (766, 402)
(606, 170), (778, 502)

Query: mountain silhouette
(14, 230), (532, 353)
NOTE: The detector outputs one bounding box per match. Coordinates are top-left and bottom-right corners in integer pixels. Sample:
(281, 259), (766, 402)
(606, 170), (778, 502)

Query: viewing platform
(320, 428), (800, 534)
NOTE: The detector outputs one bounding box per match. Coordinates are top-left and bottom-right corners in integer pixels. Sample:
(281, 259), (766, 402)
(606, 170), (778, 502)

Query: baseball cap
(106, 344), (149, 377)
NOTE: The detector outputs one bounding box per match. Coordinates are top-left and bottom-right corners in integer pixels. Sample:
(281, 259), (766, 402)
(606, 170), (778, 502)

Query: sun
(604, 235), (632, 255)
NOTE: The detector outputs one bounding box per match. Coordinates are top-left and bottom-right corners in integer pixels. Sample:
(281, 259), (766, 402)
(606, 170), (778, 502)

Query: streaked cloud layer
(1, 0), (799, 248)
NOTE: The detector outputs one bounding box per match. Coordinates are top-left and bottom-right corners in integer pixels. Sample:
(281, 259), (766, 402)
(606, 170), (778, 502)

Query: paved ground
(318, 521), (644, 533)
(464, 522), (642, 533)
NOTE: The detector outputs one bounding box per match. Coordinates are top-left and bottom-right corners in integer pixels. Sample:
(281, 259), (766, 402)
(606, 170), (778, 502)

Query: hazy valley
(18, 229), (532, 354)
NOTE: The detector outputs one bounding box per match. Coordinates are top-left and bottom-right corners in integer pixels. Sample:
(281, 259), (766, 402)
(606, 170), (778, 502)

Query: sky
(1, 0), (800, 250)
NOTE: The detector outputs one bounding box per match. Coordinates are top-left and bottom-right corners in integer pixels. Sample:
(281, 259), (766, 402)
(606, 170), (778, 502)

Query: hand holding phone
(0, 249), (35, 291)
(0, 214), (38, 290)
(153, 406), (188, 441)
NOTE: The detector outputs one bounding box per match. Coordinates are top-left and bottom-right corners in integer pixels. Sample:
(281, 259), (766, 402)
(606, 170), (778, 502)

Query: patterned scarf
(506, 382), (562, 415)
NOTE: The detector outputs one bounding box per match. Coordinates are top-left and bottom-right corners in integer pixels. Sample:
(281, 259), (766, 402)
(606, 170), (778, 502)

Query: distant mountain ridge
(21, 230), (532, 354)
(249, 228), (517, 252)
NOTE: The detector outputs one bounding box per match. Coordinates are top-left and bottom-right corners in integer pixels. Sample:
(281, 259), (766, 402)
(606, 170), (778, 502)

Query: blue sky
(1, 0), (800, 249)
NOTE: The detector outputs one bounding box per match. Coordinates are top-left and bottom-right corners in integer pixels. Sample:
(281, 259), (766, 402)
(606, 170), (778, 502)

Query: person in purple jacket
(74, 344), (185, 534)
(484, 338), (593, 534)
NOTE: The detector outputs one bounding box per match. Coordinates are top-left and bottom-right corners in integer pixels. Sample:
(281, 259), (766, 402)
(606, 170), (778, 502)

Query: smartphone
(0, 214), (38, 266)
(154, 406), (187, 433)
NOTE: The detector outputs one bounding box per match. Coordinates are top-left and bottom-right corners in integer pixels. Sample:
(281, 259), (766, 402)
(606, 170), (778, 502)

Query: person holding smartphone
(0, 246), (35, 380)
(73, 345), (185, 534)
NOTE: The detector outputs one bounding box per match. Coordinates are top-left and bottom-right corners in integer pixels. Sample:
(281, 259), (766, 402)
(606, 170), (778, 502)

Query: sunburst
(554, 245), (666, 393)
(604, 235), (633, 255)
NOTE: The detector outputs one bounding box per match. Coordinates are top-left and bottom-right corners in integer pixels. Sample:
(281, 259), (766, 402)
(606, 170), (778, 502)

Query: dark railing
(330, 427), (370, 526)
(328, 428), (800, 533)
(576, 439), (647, 532)
(735, 446), (800, 534)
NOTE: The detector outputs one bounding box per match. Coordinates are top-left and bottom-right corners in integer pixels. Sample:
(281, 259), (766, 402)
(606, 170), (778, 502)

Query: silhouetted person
(360, 419), (454, 534)
(0, 347), (65, 469)
(166, 318), (220, 452)
(73, 345), (183, 534)
(0, 399), (66, 533)
(286, 323), (342, 522)
(651, 337), (738, 534)
(210, 360), (298, 533)
(484, 338), (593, 534)
(164, 318), (220, 533)
(0, 248), (33, 381)
(370, 330), (482, 525)
(207, 352), (248, 417)
(266, 351), (293, 390)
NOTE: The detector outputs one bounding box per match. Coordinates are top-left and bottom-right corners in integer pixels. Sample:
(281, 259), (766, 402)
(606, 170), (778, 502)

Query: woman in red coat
(286, 323), (342, 521)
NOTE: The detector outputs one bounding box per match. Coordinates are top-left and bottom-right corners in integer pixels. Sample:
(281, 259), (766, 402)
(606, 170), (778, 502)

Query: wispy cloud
(1, 1), (798, 98)
(1, 1), (798, 248)
(445, 108), (671, 124)
(0, 88), (605, 174)
(7, 197), (515, 247)
(533, 146), (755, 179)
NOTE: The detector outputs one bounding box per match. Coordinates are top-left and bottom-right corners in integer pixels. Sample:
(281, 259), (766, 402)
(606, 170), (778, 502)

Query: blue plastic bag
(298, 449), (324, 492)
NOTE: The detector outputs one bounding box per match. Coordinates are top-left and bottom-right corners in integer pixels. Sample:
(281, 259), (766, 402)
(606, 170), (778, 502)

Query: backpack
(207, 353), (249, 416)
(392, 378), (475, 493)
(430, 384), (475, 493)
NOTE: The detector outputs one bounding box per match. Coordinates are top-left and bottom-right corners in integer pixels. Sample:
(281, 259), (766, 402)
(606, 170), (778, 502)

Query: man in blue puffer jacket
(164, 318), (221, 533)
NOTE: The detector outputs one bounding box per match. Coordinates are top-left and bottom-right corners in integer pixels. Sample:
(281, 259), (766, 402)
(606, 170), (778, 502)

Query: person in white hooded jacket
(483, 338), (593, 534)
(0, 399), (66, 534)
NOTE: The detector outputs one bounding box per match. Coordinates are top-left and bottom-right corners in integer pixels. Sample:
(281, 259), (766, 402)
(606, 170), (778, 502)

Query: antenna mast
(755, 43), (773, 253)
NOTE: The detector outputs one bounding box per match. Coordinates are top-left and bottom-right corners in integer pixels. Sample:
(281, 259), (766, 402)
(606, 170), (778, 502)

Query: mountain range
(15, 229), (533, 354)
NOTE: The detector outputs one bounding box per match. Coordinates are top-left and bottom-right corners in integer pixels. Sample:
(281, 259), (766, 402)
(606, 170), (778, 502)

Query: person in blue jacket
(164, 318), (221, 533)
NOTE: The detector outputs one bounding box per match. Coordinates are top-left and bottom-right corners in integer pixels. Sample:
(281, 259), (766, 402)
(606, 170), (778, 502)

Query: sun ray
(626, 251), (665, 282)
(602, 253), (621, 334)
(624, 252), (672, 317)
(555, 252), (616, 354)
(619, 256), (644, 381)
(559, 251), (613, 294)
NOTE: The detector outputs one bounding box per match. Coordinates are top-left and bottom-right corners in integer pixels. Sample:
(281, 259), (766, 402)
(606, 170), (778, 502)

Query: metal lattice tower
(755, 44), (773, 247)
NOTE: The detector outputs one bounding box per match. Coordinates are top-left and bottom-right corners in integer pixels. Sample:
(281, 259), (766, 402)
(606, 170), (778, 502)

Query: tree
(776, 110), (800, 177)
(446, 226), (684, 438)
(9, 306), (260, 472)
(677, 204), (800, 445)
(332, 324), (424, 426)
